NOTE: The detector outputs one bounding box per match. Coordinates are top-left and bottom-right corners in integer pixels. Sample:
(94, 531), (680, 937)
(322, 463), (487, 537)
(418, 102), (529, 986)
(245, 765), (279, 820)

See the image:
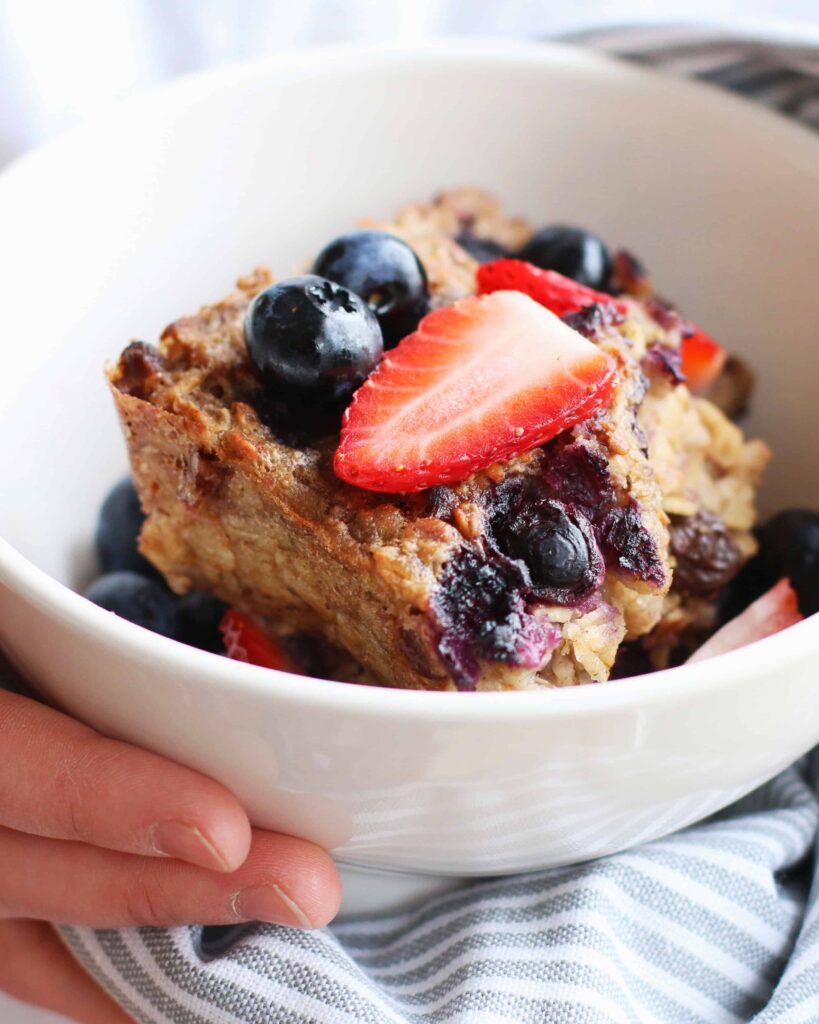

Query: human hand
(0, 686), (341, 1023)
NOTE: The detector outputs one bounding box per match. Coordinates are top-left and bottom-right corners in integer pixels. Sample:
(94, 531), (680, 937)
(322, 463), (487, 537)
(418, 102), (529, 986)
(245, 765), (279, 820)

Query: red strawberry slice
(476, 259), (628, 318)
(220, 610), (297, 672)
(334, 290), (619, 493)
(680, 325), (727, 392)
(687, 578), (803, 664)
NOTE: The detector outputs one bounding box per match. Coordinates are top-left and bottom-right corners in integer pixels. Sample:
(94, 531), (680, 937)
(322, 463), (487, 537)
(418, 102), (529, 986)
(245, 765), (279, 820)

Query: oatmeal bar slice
(108, 190), (768, 690)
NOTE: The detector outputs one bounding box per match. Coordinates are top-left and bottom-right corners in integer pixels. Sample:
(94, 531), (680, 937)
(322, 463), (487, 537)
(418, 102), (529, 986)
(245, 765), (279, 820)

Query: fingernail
(232, 883), (313, 929)
(152, 820), (231, 871)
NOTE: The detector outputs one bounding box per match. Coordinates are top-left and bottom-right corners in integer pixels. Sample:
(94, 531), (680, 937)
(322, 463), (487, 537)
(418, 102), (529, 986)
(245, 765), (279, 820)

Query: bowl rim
(1, 37), (818, 722)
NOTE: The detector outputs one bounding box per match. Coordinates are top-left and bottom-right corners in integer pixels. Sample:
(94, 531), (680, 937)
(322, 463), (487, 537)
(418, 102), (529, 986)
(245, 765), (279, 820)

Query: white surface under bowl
(1, 41), (818, 914)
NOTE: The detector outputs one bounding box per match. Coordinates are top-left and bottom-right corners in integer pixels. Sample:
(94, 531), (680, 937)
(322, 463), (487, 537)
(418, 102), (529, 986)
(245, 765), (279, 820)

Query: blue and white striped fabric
(60, 29), (819, 1024)
(61, 752), (819, 1023)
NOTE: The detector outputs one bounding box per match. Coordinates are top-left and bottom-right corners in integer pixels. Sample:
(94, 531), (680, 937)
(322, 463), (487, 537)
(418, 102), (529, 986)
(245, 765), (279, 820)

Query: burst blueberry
(312, 230), (429, 348)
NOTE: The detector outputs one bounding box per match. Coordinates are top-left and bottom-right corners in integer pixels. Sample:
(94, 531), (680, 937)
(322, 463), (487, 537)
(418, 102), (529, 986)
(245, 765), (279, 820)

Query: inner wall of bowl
(1, 48), (818, 586)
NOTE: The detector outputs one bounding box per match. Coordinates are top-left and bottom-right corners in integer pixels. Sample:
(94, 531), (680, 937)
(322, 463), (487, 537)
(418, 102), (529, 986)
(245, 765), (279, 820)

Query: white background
(2, 0), (817, 1021)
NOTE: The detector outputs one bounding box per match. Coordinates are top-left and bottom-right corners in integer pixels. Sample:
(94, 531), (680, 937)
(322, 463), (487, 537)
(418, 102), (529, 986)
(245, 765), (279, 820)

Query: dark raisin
(669, 511), (745, 597)
(115, 342), (163, 399)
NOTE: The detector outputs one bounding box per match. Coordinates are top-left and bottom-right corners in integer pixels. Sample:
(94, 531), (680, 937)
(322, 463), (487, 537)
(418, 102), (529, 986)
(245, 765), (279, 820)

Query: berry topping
(454, 231), (509, 264)
(489, 477), (604, 605)
(176, 592), (228, 653)
(680, 325), (727, 392)
(430, 549), (560, 691)
(688, 578), (803, 664)
(518, 226), (612, 290)
(219, 610), (297, 672)
(244, 276), (383, 404)
(312, 230), (429, 349)
(476, 259), (628, 319)
(84, 571), (178, 637)
(334, 291), (618, 493)
(95, 477), (157, 578)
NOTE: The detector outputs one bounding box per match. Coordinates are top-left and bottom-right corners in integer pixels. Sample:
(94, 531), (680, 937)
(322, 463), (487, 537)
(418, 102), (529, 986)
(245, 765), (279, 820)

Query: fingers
(0, 690), (251, 871)
(0, 919), (134, 1024)
(0, 827), (342, 929)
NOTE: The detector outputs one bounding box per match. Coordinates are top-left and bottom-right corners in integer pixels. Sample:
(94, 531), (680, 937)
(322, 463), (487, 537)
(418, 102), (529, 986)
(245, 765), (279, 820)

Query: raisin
(669, 511), (744, 597)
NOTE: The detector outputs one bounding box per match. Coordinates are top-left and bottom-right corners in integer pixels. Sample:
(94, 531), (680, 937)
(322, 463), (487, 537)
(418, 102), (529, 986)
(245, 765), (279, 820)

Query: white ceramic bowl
(1, 41), (818, 915)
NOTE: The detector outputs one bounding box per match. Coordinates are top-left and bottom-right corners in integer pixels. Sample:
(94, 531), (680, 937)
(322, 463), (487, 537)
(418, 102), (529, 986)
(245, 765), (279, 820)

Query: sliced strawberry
(476, 259), (628, 318)
(680, 325), (727, 392)
(334, 290), (619, 493)
(687, 578), (803, 664)
(219, 610), (296, 672)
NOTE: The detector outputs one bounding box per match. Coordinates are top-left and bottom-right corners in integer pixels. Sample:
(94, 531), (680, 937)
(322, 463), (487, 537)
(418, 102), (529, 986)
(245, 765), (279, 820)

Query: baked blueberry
(245, 275), (383, 404)
(312, 230), (429, 348)
(84, 571), (178, 637)
(176, 592), (227, 652)
(95, 477), (157, 577)
(520, 508), (592, 589)
(518, 226), (612, 290)
(454, 232), (509, 264)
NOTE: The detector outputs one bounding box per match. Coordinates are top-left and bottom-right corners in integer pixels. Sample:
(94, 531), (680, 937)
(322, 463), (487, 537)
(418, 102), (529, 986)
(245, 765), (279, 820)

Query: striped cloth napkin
(60, 27), (819, 1024)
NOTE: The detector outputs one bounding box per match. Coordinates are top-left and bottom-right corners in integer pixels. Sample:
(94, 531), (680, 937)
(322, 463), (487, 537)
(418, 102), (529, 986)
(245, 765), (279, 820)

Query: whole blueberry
(95, 477), (157, 577)
(84, 571), (178, 637)
(454, 232), (509, 265)
(176, 592), (227, 652)
(518, 226), (612, 290)
(245, 275), (383, 404)
(756, 509), (819, 616)
(522, 509), (593, 589)
(312, 230), (429, 348)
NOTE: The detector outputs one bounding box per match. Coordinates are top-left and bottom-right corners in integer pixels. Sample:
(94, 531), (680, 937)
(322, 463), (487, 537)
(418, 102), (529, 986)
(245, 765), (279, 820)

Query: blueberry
(517, 226), (612, 290)
(756, 509), (819, 616)
(719, 508), (819, 621)
(84, 571), (178, 637)
(245, 275), (383, 404)
(194, 925), (254, 963)
(521, 509), (592, 589)
(176, 592), (227, 652)
(454, 232), (509, 264)
(312, 230), (429, 348)
(95, 477), (157, 577)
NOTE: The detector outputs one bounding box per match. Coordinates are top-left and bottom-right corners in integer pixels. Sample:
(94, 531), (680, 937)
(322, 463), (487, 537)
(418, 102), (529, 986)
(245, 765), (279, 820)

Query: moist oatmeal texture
(108, 188), (770, 691)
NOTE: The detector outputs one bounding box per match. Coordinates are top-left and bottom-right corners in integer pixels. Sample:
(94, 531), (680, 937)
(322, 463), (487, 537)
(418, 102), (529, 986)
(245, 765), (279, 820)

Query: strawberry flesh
(687, 578), (803, 664)
(220, 610), (296, 672)
(477, 258), (628, 318)
(479, 258), (728, 396)
(680, 325), (727, 392)
(334, 291), (619, 493)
